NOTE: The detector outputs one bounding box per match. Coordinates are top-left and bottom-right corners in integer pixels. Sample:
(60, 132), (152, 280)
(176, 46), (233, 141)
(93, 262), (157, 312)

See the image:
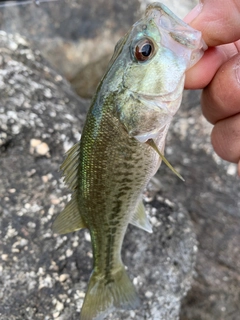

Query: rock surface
(0, 0), (141, 80)
(0, 0), (197, 87)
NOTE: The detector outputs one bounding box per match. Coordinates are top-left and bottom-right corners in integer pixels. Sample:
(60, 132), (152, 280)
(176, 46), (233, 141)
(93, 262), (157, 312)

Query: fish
(53, 3), (206, 320)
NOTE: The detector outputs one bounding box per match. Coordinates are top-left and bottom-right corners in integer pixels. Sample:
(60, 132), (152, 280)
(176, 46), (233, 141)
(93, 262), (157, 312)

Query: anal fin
(52, 192), (87, 234)
(130, 200), (152, 233)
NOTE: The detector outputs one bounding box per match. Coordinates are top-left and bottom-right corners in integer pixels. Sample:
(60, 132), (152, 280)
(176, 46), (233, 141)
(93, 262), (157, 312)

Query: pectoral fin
(146, 138), (185, 181)
(130, 200), (152, 233)
(52, 192), (87, 234)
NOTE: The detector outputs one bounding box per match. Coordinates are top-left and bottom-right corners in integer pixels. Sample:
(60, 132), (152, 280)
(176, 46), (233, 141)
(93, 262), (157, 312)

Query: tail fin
(80, 266), (140, 320)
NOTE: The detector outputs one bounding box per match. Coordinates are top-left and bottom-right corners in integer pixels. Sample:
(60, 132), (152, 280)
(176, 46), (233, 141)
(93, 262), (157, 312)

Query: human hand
(184, 0), (240, 175)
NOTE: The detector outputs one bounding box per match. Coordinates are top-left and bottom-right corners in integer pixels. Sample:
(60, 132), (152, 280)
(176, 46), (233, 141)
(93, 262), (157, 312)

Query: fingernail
(184, 3), (203, 23)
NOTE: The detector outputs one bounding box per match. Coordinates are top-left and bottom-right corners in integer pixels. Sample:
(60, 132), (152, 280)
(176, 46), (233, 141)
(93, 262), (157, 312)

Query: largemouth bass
(53, 3), (206, 320)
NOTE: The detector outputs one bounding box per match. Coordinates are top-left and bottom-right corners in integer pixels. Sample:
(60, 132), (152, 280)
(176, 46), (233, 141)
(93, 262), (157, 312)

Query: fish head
(119, 2), (206, 115)
(101, 3), (206, 143)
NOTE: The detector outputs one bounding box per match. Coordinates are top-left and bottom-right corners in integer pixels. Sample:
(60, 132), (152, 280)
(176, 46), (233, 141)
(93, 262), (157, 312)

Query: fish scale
(78, 102), (156, 276)
(53, 3), (206, 319)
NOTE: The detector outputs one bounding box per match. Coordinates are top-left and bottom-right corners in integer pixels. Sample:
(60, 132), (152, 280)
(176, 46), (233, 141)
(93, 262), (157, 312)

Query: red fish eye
(134, 39), (154, 62)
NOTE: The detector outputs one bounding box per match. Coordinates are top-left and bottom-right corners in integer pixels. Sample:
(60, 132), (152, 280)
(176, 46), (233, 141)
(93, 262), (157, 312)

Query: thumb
(186, 0), (240, 47)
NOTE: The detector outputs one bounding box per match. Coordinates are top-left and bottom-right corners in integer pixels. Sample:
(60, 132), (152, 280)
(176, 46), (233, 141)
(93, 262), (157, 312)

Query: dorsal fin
(53, 141), (87, 234)
(60, 141), (81, 190)
(130, 200), (152, 233)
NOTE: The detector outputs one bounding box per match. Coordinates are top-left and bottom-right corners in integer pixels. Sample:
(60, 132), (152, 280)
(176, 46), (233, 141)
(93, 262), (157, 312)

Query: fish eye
(134, 38), (155, 62)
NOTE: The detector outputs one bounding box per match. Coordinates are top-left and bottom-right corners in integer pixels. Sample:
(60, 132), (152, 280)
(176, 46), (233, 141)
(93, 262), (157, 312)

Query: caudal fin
(80, 267), (140, 320)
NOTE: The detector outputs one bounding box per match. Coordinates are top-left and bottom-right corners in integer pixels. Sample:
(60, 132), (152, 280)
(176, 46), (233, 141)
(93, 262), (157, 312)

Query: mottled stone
(0, 0), (197, 92)
(0, 0), (141, 79)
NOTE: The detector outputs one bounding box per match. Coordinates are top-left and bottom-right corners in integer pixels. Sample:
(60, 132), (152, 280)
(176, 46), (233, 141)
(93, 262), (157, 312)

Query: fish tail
(80, 266), (140, 320)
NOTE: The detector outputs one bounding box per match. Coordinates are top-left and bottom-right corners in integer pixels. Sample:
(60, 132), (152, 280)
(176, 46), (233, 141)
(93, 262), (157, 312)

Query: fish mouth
(145, 3), (207, 69)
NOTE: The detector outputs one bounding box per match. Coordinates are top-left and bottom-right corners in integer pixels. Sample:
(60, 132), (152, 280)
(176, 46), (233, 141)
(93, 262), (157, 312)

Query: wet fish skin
(53, 3), (206, 320)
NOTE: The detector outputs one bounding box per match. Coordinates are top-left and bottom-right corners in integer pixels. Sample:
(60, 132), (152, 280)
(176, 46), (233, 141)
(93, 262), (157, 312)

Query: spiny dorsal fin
(130, 200), (152, 233)
(60, 141), (81, 191)
(53, 192), (87, 234)
(146, 138), (185, 181)
(53, 141), (86, 234)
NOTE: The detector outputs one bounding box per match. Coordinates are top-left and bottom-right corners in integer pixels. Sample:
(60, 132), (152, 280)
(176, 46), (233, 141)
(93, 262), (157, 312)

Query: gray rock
(0, 0), (141, 79)
(0, 0), (197, 82)
(0, 32), (197, 319)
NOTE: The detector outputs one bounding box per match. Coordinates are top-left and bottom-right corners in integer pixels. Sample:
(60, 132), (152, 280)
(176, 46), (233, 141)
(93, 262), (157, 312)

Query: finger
(201, 53), (240, 124)
(185, 44), (238, 89)
(211, 113), (240, 163)
(186, 0), (240, 47)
